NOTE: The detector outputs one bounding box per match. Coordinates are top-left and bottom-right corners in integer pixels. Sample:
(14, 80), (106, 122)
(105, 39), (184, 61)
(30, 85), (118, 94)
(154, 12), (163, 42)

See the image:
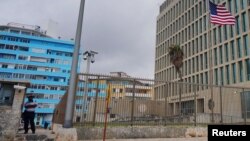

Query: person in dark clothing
(23, 95), (37, 134)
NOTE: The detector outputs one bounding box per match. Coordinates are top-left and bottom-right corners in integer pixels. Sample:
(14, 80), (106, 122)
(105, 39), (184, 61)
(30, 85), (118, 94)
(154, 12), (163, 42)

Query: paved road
(82, 137), (207, 141)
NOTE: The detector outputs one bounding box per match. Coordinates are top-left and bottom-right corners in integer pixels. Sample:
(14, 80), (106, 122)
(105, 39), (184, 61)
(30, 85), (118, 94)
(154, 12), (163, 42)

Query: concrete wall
(76, 126), (207, 140)
(0, 81), (28, 141)
(53, 92), (67, 124)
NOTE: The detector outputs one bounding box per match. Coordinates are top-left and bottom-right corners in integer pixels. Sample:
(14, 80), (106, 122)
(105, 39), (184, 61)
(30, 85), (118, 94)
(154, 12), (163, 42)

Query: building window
(205, 52), (208, 69)
(239, 61), (243, 82)
(218, 26), (222, 43)
(224, 26), (228, 40)
(204, 34), (207, 49)
(237, 38), (242, 58)
(234, 0), (238, 13)
(231, 41), (235, 60)
(204, 16), (207, 31)
(246, 59), (250, 80)
(226, 65), (230, 84)
(200, 54), (203, 70)
(243, 35), (249, 56)
(18, 55), (28, 60)
(236, 16), (240, 35)
(241, 0), (246, 9)
(19, 38), (30, 43)
(213, 28), (217, 45)
(219, 46), (223, 64)
(242, 12), (247, 32)
(225, 43), (229, 62)
(229, 0), (233, 13)
(232, 63), (236, 83)
(8, 37), (18, 42)
(220, 67), (224, 85)
(205, 72), (208, 85)
(215, 69), (218, 85)
(230, 26), (234, 38)
(214, 48), (218, 66)
(1, 64), (8, 68)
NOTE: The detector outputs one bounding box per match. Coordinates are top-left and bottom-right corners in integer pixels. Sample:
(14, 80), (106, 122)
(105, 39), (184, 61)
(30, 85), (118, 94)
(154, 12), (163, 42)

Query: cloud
(0, 0), (165, 78)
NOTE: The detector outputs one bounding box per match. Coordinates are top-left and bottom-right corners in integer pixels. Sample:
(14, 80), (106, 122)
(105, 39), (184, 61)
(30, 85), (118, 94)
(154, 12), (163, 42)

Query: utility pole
(64, 0), (86, 128)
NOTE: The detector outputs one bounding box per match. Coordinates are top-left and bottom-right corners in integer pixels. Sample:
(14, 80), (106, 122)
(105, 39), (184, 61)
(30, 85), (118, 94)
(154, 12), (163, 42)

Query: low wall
(77, 126), (207, 140)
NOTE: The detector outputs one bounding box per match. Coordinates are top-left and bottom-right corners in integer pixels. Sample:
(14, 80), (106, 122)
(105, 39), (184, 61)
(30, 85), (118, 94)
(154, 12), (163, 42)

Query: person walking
(23, 95), (37, 134)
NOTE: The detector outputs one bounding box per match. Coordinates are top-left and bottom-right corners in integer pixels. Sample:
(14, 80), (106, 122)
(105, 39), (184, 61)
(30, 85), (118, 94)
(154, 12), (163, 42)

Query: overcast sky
(0, 0), (165, 78)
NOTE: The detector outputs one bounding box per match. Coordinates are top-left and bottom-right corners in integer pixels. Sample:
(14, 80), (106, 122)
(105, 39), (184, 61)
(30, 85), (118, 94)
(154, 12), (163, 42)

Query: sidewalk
(82, 137), (207, 141)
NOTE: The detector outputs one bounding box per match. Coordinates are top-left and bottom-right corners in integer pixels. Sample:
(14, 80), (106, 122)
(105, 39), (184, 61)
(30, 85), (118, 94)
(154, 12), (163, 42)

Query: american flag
(209, 1), (235, 25)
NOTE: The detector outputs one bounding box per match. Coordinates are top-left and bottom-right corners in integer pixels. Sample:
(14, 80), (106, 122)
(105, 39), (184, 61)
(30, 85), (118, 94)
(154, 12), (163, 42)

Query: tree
(168, 44), (184, 116)
(168, 44), (184, 81)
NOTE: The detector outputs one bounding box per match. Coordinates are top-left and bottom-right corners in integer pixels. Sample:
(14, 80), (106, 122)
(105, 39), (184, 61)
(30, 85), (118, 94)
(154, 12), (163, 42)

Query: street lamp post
(82, 50), (98, 122)
(63, 0), (86, 128)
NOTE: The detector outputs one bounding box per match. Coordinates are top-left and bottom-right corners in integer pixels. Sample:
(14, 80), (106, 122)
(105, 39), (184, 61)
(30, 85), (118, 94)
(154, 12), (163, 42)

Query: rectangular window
(239, 61), (243, 82)
(242, 12), (247, 32)
(199, 19), (202, 34)
(243, 35), (249, 56)
(230, 26), (234, 38)
(220, 67), (224, 85)
(196, 38), (198, 53)
(226, 65), (230, 84)
(203, 0), (206, 13)
(192, 58), (195, 73)
(237, 38), (242, 58)
(218, 26), (222, 43)
(1, 64), (8, 68)
(236, 16), (240, 35)
(246, 59), (250, 80)
(201, 54), (203, 70)
(232, 63), (236, 83)
(219, 46), (223, 64)
(225, 43), (229, 62)
(231, 41), (235, 60)
(229, 0), (233, 13)
(241, 0), (246, 9)
(205, 52), (208, 69)
(195, 5), (198, 18)
(204, 34), (207, 49)
(214, 48), (218, 66)
(200, 36), (203, 51)
(224, 26), (228, 40)
(204, 16), (207, 31)
(205, 72), (208, 85)
(196, 56), (199, 72)
(234, 0), (238, 13)
(213, 28), (217, 45)
(215, 69), (218, 85)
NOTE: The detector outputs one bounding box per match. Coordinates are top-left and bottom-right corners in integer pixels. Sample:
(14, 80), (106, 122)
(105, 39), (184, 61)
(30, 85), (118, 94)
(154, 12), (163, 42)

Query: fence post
(131, 79), (136, 126)
(243, 88), (247, 125)
(219, 86), (223, 124)
(92, 76), (100, 126)
(194, 84), (197, 126)
(164, 82), (168, 126)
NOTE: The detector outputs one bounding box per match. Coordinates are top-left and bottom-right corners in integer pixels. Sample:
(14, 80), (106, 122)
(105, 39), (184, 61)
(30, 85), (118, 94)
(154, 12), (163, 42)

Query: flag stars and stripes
(209, 1), (236, 25)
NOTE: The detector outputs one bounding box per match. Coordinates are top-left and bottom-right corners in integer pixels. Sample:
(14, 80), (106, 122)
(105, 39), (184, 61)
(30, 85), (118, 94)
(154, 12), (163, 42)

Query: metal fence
(73, 73), (250, 127)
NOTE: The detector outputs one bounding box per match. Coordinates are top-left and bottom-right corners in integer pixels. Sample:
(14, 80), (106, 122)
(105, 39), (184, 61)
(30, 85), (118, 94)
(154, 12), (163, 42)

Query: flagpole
(207, 0), (215, 123)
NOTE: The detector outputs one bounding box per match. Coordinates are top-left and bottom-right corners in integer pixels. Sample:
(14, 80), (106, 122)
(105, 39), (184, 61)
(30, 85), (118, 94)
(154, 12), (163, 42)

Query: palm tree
(168, 44), (184, 116)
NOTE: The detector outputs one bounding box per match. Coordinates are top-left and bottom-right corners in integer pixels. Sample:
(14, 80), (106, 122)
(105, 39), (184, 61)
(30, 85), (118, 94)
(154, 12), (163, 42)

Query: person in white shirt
(23, 95), (37, 134)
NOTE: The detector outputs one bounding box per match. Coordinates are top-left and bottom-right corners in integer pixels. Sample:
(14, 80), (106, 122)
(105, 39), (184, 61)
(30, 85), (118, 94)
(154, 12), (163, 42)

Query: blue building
(0, 23), (74, 126)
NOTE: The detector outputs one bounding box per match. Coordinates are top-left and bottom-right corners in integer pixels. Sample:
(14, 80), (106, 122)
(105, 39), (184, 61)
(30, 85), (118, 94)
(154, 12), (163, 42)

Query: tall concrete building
(0, 23), (74, 126)
(155, 0), (250, 119)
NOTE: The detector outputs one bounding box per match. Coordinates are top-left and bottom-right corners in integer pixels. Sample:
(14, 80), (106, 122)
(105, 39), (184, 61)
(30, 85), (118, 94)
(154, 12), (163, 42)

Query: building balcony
(125, 92), (152, 98)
